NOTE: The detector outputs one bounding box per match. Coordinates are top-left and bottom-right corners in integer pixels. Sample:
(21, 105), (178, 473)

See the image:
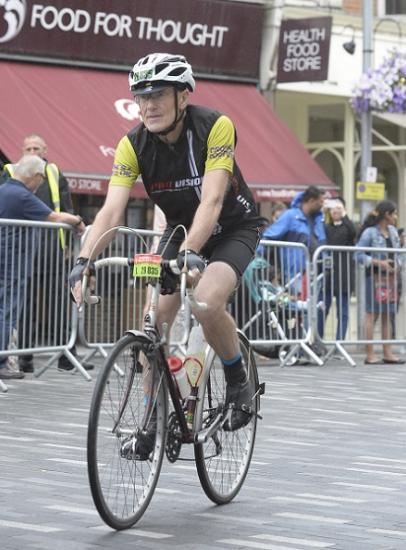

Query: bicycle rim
(87, 333), (167, 529)
(194, 332), (258, 503)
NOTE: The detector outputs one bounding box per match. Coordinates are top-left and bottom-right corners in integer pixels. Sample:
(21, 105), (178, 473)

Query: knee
(192, 292), (225, 325)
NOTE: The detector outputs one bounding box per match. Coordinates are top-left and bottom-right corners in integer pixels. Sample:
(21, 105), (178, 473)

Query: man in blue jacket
(258, 186), (326, 285)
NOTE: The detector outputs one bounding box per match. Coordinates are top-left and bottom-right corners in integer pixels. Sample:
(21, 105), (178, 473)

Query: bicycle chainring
(165, 412), (183, 463)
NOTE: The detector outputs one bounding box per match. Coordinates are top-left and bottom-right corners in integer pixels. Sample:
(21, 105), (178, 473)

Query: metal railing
(312, 244), (406, 362)
(2, 220), (406, 393)
(0, 219), (90, 392)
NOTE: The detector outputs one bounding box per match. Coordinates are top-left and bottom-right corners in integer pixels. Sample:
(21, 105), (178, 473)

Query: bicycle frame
(85, 257), (207, 444)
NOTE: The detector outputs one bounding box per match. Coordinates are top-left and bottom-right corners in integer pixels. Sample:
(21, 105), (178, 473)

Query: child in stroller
(234, 256), (308, 363)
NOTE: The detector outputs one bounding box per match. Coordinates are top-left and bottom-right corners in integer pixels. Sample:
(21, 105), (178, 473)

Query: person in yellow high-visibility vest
(0, 134), (94, 373)
(1, 135), (74, 225)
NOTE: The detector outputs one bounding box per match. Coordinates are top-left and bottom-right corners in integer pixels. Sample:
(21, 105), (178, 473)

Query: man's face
(27, 172), (45, 193)
(23, 137), (47, 158)
(308, 195), (324, 214)
(136, 87), (188, 134)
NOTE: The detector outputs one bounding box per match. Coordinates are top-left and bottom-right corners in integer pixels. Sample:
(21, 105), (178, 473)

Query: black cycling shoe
(120, 420), (156, 461)
(223, 378), (253, 432)
(132, 429), (156, 461)
(129, 409), (157, 461)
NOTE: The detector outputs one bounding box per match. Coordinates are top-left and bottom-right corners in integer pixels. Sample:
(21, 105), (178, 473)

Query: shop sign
(254, 186), (334, 203)
(66, 176), (105, 195)
(67, 175), (146, 198)
(276, 16), (332, 83)
(356, 181), (385, 201)
(0, 0), (263, 80)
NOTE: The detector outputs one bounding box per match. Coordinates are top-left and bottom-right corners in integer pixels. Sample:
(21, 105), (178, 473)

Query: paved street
(1, 354), (406, 550)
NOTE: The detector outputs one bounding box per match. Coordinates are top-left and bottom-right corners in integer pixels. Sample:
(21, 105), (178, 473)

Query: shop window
(383, 0), (406, 15)
(314, 149), (344, 191)
(308, 104), (345, 143)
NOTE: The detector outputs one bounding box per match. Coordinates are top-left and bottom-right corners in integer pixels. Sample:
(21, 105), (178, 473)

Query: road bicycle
(84, 250), (264, 530)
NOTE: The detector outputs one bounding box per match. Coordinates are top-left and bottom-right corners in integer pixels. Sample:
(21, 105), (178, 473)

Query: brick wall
(343, 0), (378, 15)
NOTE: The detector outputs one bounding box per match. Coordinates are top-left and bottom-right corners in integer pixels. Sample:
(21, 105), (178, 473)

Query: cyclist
(69, 53), (261, 448)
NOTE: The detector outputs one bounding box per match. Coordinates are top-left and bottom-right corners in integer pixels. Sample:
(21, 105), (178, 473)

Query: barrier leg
(335, 342), (356, 367)
(34, 351), (63, 378)
(299, 342), (324, 366)
(62, 349), (92, 381)
(280, 343), (301, 367)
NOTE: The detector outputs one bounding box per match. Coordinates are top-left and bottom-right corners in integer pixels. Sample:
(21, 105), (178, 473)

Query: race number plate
(133, 253), (162, 278)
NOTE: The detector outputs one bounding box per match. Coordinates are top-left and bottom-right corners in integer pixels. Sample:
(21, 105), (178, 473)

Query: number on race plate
(133, 253), (162, 279)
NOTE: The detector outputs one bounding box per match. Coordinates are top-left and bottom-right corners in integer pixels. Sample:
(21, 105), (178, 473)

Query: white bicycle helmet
(129, 53), (195, 96)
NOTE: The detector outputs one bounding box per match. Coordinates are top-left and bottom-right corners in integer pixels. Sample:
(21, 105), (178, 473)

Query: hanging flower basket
(350, 49), (406, 115)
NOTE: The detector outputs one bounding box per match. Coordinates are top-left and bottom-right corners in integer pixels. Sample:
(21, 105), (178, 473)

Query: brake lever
(82, 274), (100, 307)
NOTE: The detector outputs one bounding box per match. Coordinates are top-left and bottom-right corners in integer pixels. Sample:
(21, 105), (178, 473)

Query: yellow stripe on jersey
(205, 115), (235, 174)
(110, 135), (140, 188)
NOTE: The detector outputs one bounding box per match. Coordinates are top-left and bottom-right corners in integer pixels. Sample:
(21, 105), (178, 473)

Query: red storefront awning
(1, 61), (334, 201)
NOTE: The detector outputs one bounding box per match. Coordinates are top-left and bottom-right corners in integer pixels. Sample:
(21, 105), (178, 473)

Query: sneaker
(0, 362), (25, 380)
(57, 355), (95, 372)
(223, 378), (253, 431)
(18, 357), (34, 373)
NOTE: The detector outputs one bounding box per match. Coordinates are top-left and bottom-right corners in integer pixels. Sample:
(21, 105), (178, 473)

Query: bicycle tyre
(87, 333), (167, 529)
(194, 330), (259, 504)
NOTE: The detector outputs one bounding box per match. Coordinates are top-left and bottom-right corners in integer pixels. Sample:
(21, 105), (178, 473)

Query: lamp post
(360, 1), (373, 221)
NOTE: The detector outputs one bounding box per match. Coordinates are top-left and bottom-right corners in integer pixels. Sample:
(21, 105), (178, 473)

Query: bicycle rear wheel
(87, 333), (167, 529)
(194, 331), (259, 503)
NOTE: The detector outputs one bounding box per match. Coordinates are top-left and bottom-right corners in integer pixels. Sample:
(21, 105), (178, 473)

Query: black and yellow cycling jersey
(110, 105), (260, 233)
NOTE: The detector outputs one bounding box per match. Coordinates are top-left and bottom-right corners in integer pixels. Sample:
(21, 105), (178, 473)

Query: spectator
(356, 200), (404, 365)
(258, 186), (326, 284)
(318, 197), (356, 340)
(0, 155), (86, 380)
(1, 134), (74, 218)
(1, 134), (93, 373)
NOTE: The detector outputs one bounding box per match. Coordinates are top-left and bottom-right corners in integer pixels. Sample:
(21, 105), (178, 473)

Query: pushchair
(234, 256), (316, 365)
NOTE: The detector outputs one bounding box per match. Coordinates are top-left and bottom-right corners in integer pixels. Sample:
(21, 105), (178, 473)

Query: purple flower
(350, 49), (406, 114)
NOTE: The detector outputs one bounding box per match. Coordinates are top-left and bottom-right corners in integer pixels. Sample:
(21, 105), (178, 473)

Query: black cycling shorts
(157, 225), (260, 281)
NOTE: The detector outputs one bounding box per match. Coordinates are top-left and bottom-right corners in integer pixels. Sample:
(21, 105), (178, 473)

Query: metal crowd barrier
(0, 219), (89, 392)
(4, 219), (406, 392)
(312, 244), (406, 363)
(232, 240), (324, 366)
(80, 236), (326, 367)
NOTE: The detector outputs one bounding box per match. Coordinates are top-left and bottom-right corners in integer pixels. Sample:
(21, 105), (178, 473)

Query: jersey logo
(112, 163), (133, 178)
(208, 144), (234, 160)
(150, 177), (202, 193)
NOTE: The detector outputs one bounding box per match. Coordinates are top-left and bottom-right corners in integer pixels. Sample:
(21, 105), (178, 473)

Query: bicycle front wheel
(87, 333), (167, 530)
(194, 331), (259, 504)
